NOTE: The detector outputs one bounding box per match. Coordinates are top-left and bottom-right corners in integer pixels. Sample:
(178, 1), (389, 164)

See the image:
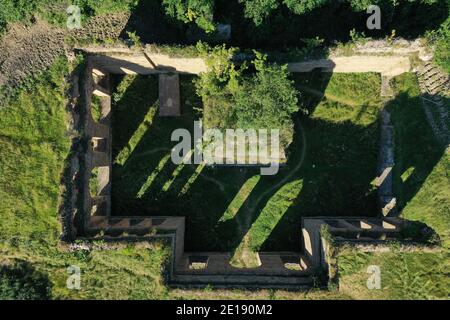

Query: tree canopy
(196, 45), (301, 150)
(0, 261), (52, 300)
(162, 0), (215, 32)
(430, 16), (450, 72)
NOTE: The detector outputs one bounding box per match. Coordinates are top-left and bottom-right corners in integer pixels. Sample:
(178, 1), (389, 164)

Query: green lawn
(389, 74), (450, 248)
(111, 72), (384, 257)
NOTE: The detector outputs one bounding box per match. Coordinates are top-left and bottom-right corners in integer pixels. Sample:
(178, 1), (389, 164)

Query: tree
(240, 0), (331, 25)
(239, 0), (440, 26)
(283, 0), (329, 14)
(431, 17), (450, 73)
(162, 0), (216, 32)
(239, 0), (280, 26)
(0, 261), (52, 300)
(196, 47), (301, 150)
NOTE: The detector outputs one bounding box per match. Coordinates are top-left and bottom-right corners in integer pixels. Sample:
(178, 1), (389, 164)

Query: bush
(0, 0), (37, 32)
(0, 261), (52, 300)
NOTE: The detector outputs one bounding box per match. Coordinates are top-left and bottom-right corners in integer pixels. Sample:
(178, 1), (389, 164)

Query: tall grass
(0, 57), (170, 299)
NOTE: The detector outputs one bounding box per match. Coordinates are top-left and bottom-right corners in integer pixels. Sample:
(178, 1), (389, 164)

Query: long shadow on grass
(210, 71), (336, 252)
(110, 71), (446, 253)
(111, 74), (196, 214)
(110, 74), (157, 160)
(218, 113), (381, 253)
(260, 116), (380, 251)
(385, 92), (448, 213)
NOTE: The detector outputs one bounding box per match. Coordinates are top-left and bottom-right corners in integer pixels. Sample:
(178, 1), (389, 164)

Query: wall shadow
(385, 91), (448, 212)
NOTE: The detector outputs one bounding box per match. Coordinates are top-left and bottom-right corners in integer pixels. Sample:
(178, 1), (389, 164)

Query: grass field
(337, 73), (450, 300)
(389, 74), (450, 248)
(110, 72), (384, 259)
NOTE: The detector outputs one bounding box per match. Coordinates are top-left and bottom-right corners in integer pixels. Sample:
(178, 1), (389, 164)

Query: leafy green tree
(196, 46), (301, 149)
(233, 52), (300, 149)
(0, 261), (52, 300)
(162, 0), (215, 32)
(239, 0), (442, 26)
(283, 0), (329, 14)
(239, 0), (280, 26)
(240, 0), (331, 25)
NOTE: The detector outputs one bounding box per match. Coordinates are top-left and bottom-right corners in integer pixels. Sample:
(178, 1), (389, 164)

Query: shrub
(196, 46), (301, 150)
(0, 261), (52, 300)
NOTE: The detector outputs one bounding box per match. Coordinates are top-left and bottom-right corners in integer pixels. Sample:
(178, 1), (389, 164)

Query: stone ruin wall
(58, 47), (443, 288)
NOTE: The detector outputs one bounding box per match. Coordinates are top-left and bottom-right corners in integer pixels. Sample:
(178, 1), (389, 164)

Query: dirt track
(0, 13), (130, 92)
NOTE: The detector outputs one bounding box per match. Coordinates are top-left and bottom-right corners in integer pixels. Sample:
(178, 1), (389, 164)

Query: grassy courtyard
(111, 72), (383, 255)
(337, 73), (450, 300)
(0, 55), (447, 299)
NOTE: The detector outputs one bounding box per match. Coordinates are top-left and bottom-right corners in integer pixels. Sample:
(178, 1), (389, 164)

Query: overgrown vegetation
(427, 16), (450, 72)
(0, 0), (448, 300)
(155, 0), (448, 44)
(162, 0), (215, 32)
(0, 0), (137, 33)
(0, 57), (70, 241)
(338, 247), (449, 299)
(90, 95), (102, 122)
